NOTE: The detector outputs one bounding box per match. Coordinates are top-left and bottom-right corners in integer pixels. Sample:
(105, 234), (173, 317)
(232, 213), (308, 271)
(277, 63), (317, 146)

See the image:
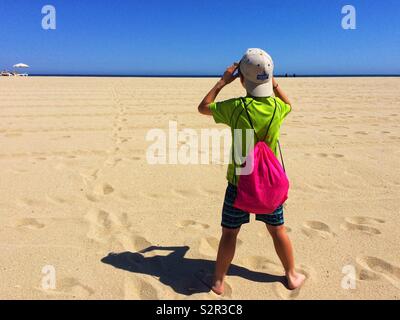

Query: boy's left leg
(266, 224), (305, 289)
(212, 227), (241, 295)
(256, 205), (305, 290)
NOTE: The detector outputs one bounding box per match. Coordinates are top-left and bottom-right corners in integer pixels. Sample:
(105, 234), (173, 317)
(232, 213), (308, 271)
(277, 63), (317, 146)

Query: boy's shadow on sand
(101, 245), (286, 295)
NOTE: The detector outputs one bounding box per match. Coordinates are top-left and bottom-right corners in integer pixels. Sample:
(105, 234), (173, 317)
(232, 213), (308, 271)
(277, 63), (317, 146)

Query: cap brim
(243, 79), (273, 97)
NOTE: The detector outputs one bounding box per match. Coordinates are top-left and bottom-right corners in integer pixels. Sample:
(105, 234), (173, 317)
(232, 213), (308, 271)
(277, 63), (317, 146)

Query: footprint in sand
(177, 220), (210, 230)
(199, 237), (225, 257)
(119, 212), (131, 229)
(17, 218), (45, 230)
(84, 209), (113, 243)
(86, 208), (137, 242)
(124, 276), (160, 300)
(57, 277), (95, 298)
(347, 217), (385, 225)
(272, 265), (311, 300)
(301, 221), (335, 239)
(341, 217), (384, 235)
(105, 158), (122, 167)
(242, 256), (298, 297)
(230, 256), (308, 299)
(80, 169), (99, 184)
(131, 236), (152, 251)
(94, 183), (115, 196)
(85, 208), (149, 251)
(85, 193), (99, 203)
(118, 235), (152, 252)
(356, 256), (400, 289)
(243, 256), (283, 274)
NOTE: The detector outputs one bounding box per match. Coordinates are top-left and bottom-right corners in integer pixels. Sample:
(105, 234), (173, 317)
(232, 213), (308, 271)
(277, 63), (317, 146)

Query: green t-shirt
(209, 96), (291, 186)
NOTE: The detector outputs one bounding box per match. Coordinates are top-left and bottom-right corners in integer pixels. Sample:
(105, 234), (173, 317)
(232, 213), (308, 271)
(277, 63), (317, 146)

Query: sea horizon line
(25, 73), (400, 78)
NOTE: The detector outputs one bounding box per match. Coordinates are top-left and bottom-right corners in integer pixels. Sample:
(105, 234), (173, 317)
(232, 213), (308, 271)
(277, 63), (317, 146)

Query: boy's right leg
(212, 227), (241, 295)
(211, 183), (249, 295)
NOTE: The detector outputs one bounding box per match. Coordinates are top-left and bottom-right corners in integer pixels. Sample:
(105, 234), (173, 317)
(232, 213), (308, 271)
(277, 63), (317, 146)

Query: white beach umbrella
(13, 63), (29, 68)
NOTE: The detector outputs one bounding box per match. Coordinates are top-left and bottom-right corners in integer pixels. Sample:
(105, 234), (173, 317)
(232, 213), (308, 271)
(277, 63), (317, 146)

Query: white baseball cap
(239, 48), (274, 97)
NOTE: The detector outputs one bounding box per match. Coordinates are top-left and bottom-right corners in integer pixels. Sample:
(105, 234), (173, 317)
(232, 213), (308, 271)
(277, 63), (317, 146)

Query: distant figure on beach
(1, 70), (12, 76)
(198, 48), (305, 295)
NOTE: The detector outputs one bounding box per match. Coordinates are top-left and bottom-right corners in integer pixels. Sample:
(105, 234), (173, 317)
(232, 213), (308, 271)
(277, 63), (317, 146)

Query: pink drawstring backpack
(233, 98), (289, 214)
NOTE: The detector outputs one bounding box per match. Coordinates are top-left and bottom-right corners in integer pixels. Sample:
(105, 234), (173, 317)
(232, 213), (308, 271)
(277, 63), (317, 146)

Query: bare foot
(195, 271), (225, 295)
(286, 271), (306, 290)
(211, 279), (224, 295)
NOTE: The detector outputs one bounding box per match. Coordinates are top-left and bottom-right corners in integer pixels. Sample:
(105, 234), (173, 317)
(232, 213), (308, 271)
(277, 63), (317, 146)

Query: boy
(198, 48), (305, 295)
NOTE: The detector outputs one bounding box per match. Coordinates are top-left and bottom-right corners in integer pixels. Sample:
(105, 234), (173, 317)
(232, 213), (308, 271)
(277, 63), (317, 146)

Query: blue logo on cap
(257, 72), (269, 81)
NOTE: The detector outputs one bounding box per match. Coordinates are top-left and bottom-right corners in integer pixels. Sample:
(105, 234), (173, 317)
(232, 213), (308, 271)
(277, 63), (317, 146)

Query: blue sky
(0, 0), (399, 75)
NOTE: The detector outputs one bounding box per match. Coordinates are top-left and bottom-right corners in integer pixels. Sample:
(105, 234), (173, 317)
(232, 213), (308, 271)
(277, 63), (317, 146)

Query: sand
(0, 76), (399, 300)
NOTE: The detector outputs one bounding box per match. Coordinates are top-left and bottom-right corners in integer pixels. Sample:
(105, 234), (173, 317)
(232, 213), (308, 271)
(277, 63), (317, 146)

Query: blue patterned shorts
(221, 183), (285, 229)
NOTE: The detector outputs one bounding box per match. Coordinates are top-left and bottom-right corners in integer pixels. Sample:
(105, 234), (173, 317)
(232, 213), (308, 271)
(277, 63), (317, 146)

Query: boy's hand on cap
(220, 63), (239, 86)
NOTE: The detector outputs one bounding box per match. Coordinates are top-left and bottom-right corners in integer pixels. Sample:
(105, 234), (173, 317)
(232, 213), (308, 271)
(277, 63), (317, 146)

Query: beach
(0, 76), (399, 299)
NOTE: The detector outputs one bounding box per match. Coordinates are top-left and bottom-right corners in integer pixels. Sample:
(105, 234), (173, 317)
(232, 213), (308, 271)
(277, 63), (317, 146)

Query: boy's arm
(272, 77), (292, 107)
(198, 63), (238, 116)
